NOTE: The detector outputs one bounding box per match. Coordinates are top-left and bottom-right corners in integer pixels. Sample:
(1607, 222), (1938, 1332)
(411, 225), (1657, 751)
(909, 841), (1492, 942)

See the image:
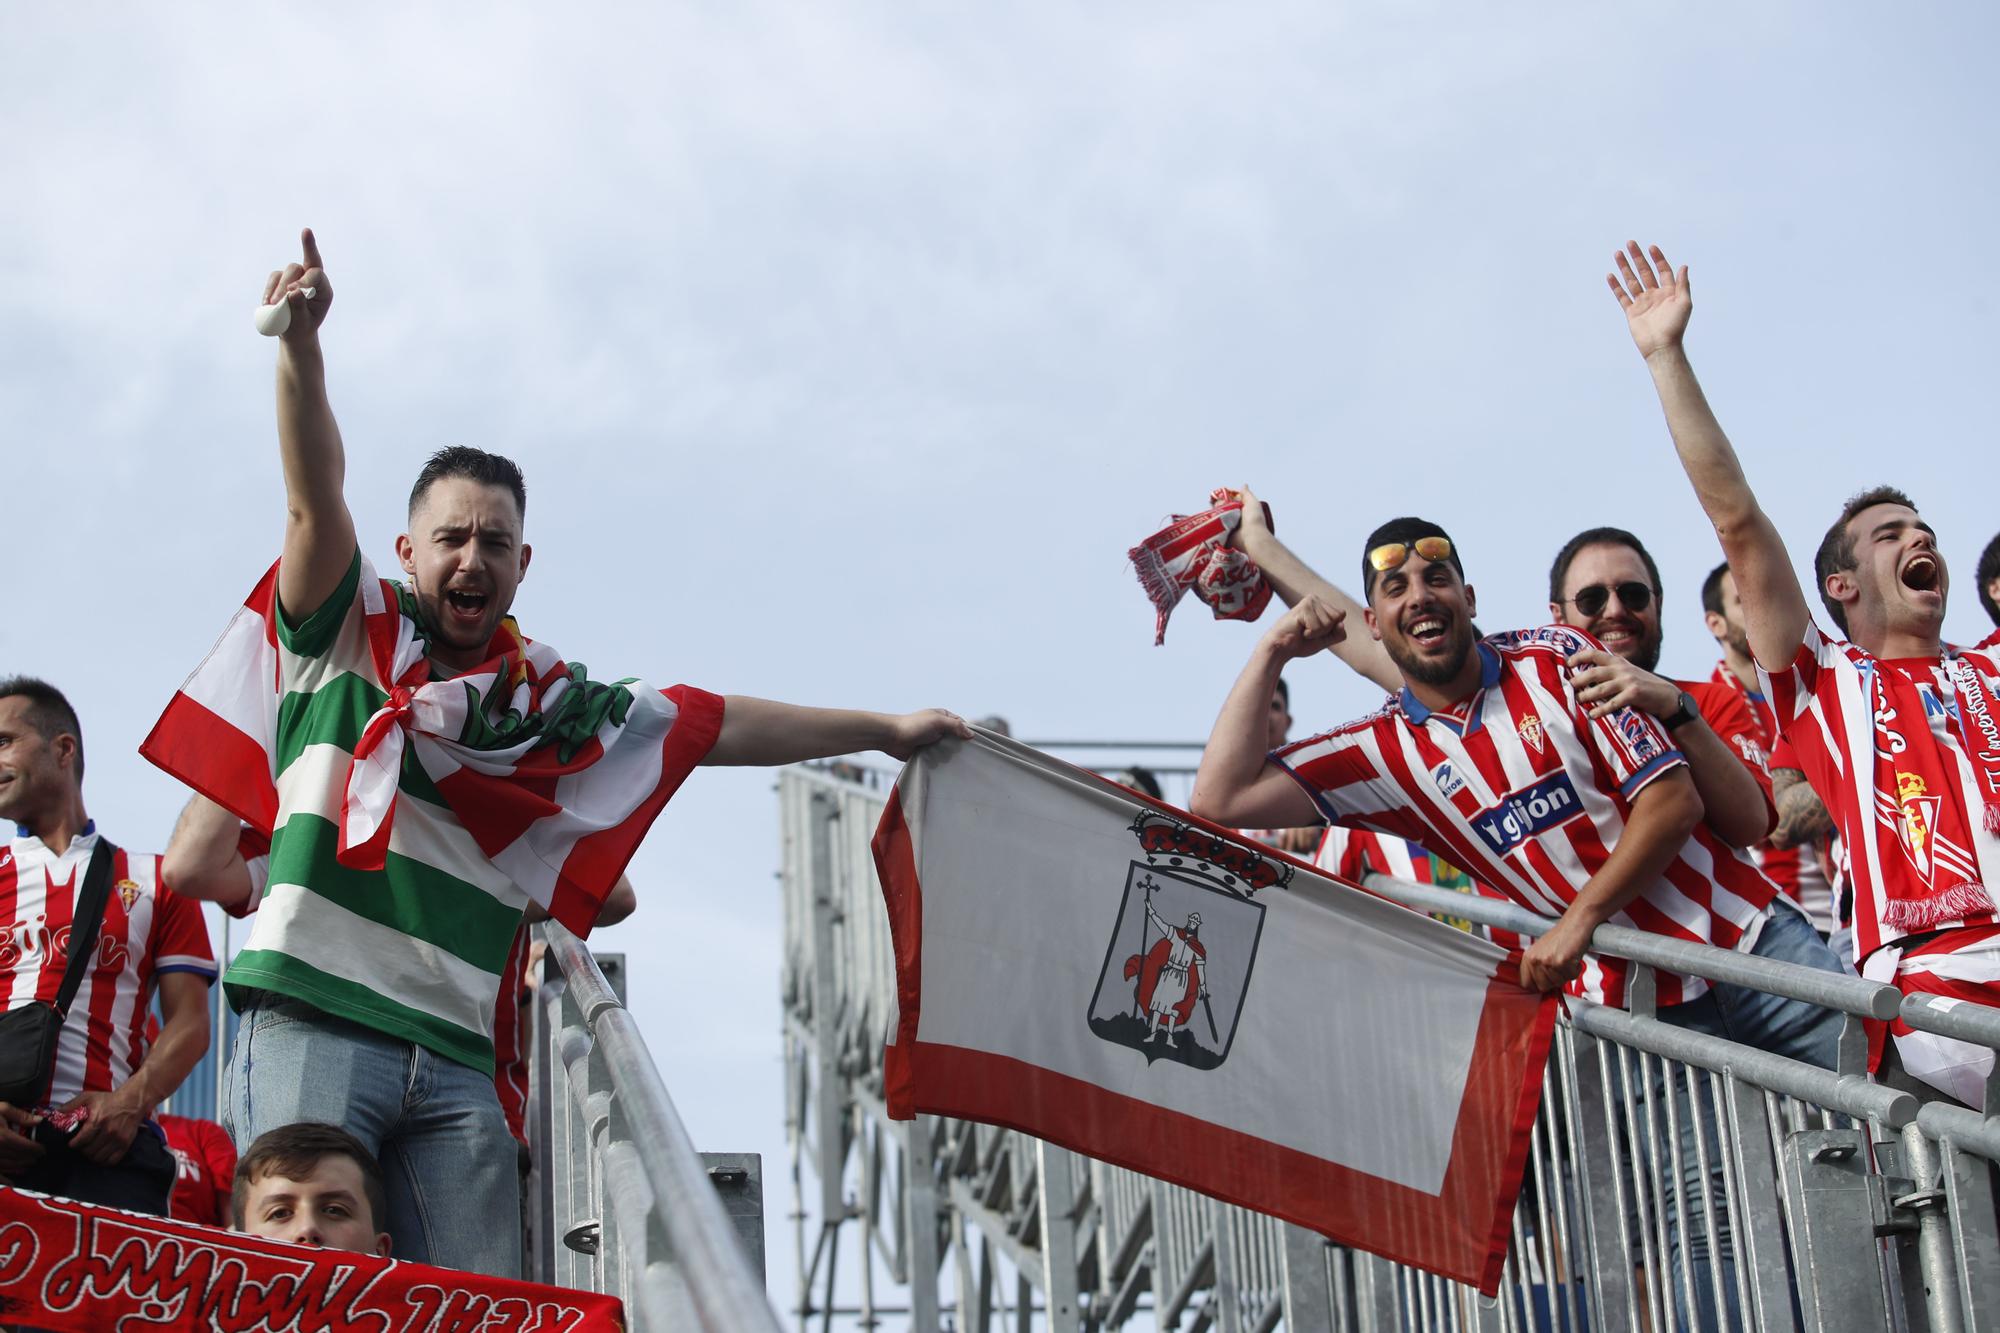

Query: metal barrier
(529, 922), (784, 1333)
(778, 762), (2000, 1333)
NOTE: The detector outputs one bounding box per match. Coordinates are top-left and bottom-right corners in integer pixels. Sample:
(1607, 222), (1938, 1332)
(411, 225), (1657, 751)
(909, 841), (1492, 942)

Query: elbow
(1666, 784), (1705, 843)
(161, 845), (219, 900)
(1187, 783), (1237, 828)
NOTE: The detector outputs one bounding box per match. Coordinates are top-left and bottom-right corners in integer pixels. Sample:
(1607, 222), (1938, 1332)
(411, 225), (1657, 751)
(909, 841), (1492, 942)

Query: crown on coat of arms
(1897, 771), (1929, 802)
(1128, 811), (1294, 895)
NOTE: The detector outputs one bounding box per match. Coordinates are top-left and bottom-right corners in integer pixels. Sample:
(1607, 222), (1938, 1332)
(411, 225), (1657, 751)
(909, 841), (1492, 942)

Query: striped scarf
(1870, 652), (2000, 931)
(141, 558), (719, 933)
(1128, 489), (1273, 645)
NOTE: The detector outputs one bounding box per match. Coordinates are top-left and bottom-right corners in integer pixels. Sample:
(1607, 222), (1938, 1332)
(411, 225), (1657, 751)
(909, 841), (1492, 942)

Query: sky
(4, 1), (1998, 1321)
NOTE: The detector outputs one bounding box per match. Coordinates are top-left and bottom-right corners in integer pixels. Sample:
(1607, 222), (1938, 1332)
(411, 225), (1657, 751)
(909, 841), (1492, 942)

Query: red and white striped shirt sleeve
(1756, 622), (1837, 739)
(1575, 698), (1684, 800)
(150, 886), (218, 981)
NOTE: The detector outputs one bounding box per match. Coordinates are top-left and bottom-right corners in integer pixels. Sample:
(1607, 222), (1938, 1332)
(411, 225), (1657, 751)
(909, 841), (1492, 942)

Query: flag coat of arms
(872, 734), (1556, 1294)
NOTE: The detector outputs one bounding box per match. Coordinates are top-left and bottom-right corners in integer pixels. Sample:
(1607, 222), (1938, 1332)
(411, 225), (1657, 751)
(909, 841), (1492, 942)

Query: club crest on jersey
(1889, 771), (1944, 882)
(1471, 772), (1583, 857)
(1516, 714), (1544, 753)
(1086, 813), (1273, 1070)
(115, 879), (140, 914)
(1431, 761), (1467, 798)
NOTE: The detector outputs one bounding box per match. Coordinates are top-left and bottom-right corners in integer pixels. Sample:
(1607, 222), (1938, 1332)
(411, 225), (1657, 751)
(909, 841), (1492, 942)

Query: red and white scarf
(1128, 489), (1273, 645)
(1871, 651), (2000, 931)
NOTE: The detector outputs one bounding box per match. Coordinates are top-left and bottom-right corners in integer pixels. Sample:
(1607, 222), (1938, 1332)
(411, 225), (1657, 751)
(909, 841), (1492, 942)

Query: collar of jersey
(1400, 641), (1502, 732)
(11, 817), (95, 843)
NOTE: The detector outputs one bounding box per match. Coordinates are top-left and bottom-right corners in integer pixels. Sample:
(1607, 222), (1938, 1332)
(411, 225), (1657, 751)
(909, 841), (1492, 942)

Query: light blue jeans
(222, 991), (522, 1279)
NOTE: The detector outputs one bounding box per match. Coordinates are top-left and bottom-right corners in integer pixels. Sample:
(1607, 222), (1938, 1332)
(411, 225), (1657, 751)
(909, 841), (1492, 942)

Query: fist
(1265, 595), (1345, 661)
(886, 709), (974, 760)
(262, 227), (334, 343)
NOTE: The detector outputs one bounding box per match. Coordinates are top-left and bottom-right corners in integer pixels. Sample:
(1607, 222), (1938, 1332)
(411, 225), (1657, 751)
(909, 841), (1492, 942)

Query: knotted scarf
(1128, 489), (1274, 645)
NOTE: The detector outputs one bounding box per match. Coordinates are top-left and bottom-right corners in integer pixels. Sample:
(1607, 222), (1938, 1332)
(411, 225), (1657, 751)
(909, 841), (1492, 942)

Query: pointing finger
(301, 227), (323, 271)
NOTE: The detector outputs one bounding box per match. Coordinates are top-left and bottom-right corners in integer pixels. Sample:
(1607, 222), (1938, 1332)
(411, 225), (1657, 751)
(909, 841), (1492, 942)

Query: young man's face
(239, 1157), (391, 1257)
(1265, 686), (1291, 751)
(1552, 542), (1662, 672)
(1704, 570), (1751, 660)
(1831, 502), (1945, 643)
(1366, 554), (1478, 688)
(395, 477), (533, 665)
(0, 697), (72, 827)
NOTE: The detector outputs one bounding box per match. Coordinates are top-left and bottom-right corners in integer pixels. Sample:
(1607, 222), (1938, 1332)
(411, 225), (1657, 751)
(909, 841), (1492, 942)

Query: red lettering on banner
(0, 1187), (621, 1333)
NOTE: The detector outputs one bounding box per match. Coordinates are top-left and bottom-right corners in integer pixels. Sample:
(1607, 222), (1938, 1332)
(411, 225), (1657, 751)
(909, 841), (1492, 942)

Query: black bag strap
(52, 839), (119, 1019)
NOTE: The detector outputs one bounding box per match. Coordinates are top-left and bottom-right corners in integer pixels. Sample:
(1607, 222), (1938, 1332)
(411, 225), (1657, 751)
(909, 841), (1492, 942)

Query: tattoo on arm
(1772, 768), (1835, 846)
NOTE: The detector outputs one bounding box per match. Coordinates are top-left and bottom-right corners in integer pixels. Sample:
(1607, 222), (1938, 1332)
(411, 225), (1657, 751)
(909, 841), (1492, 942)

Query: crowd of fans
(3, 233), (1998, 1318)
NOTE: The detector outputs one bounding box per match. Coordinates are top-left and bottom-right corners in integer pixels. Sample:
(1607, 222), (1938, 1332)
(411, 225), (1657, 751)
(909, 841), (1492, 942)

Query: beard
(1385, 618), (1477, 688)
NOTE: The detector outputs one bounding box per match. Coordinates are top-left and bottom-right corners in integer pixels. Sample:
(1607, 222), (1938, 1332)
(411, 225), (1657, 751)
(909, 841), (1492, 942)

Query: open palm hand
(1606, 241), (1690, 359)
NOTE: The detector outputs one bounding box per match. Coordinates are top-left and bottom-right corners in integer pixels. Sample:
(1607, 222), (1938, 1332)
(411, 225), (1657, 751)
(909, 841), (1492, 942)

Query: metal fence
(778, 762), (2000, 1333)
(528, 922), (784, 1333)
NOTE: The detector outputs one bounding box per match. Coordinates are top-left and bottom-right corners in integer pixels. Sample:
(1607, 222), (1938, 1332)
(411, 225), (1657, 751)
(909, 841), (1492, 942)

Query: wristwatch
(1662, 691), (1698, 732)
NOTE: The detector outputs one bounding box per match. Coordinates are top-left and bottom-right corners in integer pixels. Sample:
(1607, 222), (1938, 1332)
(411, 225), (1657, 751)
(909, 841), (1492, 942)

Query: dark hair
(1273, 676), (1289, 710)
(0, 676), (83, 780)
(1812, 486), (1918, 636)
(1116, 766), (1164, 800)
(1548, 527), (1662, 608)
(1978, 532), (2000, 628)
(1700, 561), (1730, 619)
(408, 446), (527, 522)
(1360, 518), (1465, 598)
(231, 1121), (388, 1234)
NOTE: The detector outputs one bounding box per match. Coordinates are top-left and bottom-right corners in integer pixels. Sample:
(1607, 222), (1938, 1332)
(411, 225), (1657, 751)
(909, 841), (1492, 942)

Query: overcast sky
(5, 1), (1997, 1318)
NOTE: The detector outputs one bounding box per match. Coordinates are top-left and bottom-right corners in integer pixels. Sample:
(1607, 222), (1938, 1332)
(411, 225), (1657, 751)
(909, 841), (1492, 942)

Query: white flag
(874, 733), (1555, 1295)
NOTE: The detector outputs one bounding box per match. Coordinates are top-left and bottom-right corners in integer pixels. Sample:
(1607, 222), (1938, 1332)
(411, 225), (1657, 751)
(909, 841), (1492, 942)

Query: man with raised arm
(1614, 239), (2000, 1108)
(143, 230), (969, 1278)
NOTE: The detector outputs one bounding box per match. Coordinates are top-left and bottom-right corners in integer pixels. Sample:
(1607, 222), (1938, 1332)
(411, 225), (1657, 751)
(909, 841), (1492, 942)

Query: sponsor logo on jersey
(1470, 772), (1583, 858)
(1431, 761), (1467, 798)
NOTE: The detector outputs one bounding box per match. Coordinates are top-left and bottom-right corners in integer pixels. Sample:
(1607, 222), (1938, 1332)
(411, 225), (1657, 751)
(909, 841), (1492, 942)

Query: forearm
(1675, 722), (1775, 847)
(1645, 347), (1807, 662)
(705, 697), (898, 766)
(118, 1004), (209, 1115)
(1771, 769), (1836, 848)
(276, 341), (357, 615)
(162, 797), (254, 908)
(1559, 776), (1703, 933)
(1237, 528), (1398, 691)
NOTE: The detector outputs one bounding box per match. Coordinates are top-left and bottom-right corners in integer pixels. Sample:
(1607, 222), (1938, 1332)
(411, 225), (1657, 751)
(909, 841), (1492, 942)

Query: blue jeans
(222, 991), (522, 1279)
(1648, 902), (1846, 1331)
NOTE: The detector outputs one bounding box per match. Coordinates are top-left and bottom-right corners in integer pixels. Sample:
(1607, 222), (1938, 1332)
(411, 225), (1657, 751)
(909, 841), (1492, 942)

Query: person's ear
(374, 1232), (393, 1258)
(394, 534), (417, 578)
(1703, 610), (1728, 642)
(518, 543), (532, 581)
(1363, 607), (1382, 642)
(1465, 584), (1478, 619)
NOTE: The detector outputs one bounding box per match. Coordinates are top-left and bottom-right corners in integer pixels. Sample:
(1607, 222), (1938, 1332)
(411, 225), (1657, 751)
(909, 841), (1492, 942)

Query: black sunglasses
(1564, 582), (1655, 617)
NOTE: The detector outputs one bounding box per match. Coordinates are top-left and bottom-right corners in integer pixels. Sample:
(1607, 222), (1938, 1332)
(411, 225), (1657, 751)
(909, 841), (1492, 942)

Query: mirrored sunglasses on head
(1564, 581), (1655, 616)
(1367, 535), (1454, 574)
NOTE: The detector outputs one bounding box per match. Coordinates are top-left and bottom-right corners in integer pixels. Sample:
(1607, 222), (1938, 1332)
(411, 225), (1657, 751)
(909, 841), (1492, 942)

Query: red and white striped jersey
(1273, 628), (1781, 1008)
(0, 826), (217, 1109)
(1758, 622), (2000, 963)
(1708, 662), (1833, 927)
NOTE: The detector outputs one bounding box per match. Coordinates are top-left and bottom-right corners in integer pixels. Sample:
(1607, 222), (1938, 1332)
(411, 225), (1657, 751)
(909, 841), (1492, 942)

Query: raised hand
(1263, 594), (1346, 661)
(884, 708), (976, 760)
(1566, 647), (1679, 720)
(1229, 484), (1273, 548)
(262, 228), (334, 343)
(1606, 241), (1690, 360)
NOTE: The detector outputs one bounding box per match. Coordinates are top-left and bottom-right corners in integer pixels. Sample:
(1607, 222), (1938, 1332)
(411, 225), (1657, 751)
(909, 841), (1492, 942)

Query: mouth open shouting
(1900, 551), (1943, 599)
(437, 583), (494, 642)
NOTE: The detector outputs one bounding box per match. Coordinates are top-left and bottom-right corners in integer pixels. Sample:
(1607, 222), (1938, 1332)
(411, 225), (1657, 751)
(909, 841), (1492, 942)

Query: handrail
(542, 922), (785, 1333)
(1363, 872), (1903, 1018)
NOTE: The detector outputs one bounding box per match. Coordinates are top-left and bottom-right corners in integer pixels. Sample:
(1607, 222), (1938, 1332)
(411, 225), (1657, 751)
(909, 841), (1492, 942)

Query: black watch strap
(1663, 691), (1698, 732)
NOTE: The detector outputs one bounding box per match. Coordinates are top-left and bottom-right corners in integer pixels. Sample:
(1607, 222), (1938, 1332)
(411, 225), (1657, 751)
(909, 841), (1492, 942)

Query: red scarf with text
(1871, 652), (2000, 931)
(0, 1187), (623, 1332)
(1127, 489), (1273, 645)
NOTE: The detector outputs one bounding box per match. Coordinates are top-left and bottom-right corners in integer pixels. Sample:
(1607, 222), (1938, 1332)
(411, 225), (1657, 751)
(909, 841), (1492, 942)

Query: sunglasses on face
(1564, 582), (1655, 617)
(1367, 535), (1454, 575)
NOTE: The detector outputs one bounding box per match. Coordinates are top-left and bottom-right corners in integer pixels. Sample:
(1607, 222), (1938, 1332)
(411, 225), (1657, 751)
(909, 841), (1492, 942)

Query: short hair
(0, 676), (83, 780)
(231, 1121), (388, 1234)
(1812, 486), (1918, 636)
(1978, 531), (2000, 628)
(1700, 561), (1730, 619)
(1548, 528), (1662, 607)
(1116, 766), (1163, 800)
(1273, 677), (1289, 710)
(1360, 517), (1465, 598)
(407, 446), (527, 523)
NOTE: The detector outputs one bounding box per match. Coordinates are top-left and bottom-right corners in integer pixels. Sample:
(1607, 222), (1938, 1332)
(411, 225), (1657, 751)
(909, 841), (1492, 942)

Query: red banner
(0, 1186), (623, 1331)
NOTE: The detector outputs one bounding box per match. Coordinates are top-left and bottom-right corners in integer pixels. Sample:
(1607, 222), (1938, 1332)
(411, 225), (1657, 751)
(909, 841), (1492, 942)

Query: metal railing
(529, 922), (784, 1332)
(778, 761), (2000, 1333)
